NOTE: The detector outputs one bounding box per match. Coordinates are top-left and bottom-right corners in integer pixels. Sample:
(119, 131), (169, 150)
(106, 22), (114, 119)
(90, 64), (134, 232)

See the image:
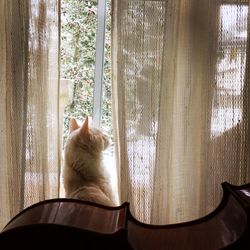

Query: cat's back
(63, 116), (115, 206)
(70, 184), (114, 207)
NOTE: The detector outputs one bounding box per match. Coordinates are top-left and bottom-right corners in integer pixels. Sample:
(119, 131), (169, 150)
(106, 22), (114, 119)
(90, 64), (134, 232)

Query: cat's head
(66, 116), (110, 154)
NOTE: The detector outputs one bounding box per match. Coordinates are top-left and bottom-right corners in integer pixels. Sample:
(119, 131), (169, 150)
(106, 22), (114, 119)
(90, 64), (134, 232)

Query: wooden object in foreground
(0, 182), (250, 249)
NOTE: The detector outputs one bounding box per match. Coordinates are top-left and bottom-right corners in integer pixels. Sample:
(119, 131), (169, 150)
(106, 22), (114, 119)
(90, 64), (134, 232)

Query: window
(60, 0), (117, 198)
(211, 3), (248, 137)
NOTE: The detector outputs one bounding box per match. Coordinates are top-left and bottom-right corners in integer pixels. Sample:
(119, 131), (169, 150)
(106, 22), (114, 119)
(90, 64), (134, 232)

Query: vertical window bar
(93, 0), (107, 127)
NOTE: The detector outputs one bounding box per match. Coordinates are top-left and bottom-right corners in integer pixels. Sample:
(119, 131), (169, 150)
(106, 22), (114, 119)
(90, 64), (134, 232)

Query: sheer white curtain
(0, 0), (60, 230)
(112, 0), (250, 224)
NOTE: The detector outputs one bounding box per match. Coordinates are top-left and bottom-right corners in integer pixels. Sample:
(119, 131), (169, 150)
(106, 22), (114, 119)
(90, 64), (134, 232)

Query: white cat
(63, 116), (115, 206)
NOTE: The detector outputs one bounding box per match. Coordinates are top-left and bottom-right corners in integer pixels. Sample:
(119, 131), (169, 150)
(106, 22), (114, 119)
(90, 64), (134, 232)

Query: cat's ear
(80, 115), (90, 137)
(69, 118), (79, 133)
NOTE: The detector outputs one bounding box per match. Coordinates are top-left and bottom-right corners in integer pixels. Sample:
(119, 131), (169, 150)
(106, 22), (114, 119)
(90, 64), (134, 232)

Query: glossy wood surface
(127, 189), (247, 249)
(2, 199), (128, 234)
(0, 182), (250, 249)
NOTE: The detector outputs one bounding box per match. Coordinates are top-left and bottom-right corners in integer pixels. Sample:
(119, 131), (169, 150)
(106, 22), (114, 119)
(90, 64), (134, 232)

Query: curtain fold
(203, 2), (250, 215)
(112, 0), (250, 224)
(152, 0), (219, 224)
(0, 0), (60, 230)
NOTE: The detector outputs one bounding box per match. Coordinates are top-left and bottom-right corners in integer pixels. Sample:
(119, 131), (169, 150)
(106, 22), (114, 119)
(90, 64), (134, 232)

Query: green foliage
(61, 0), (112, 143)
(102, 0), (112, 136)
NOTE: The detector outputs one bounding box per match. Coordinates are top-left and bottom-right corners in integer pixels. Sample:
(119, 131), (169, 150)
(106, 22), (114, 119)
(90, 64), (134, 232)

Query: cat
(63, 116), (115, 206)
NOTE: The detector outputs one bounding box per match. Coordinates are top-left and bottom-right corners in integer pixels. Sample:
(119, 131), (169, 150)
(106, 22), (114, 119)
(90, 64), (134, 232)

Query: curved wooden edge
(126, 182), (250, 229)
(2, 198), (130, 232)
(2, 182), (250, 233)
(223, 182), (250, 249)
(1, 182), (250, 250)
(222, 182), (250, 210)
(222, 181), (250, 190)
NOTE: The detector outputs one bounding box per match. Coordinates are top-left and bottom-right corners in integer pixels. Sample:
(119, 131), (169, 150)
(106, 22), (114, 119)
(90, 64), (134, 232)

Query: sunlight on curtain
(204, 2), (250, 216)
(112, 0), (250, 224)
(0, 0), (60, 230)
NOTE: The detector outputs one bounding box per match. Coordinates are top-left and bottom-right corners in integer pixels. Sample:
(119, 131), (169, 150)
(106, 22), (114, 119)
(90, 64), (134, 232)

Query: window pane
(212, 4), (248, 137)
(60, 0), (116, 200)
(61, 0), (98, 141)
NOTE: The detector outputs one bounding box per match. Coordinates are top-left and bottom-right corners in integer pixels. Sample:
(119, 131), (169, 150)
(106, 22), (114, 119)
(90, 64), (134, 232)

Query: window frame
(93, 0), (107, 128)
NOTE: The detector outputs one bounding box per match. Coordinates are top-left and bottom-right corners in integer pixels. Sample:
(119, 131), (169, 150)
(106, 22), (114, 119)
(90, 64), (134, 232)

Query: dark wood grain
(0, 182), (250, 249)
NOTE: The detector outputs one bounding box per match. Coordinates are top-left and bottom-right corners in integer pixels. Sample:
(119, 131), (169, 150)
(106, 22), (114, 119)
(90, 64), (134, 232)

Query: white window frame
(93, 0), (107, 128)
